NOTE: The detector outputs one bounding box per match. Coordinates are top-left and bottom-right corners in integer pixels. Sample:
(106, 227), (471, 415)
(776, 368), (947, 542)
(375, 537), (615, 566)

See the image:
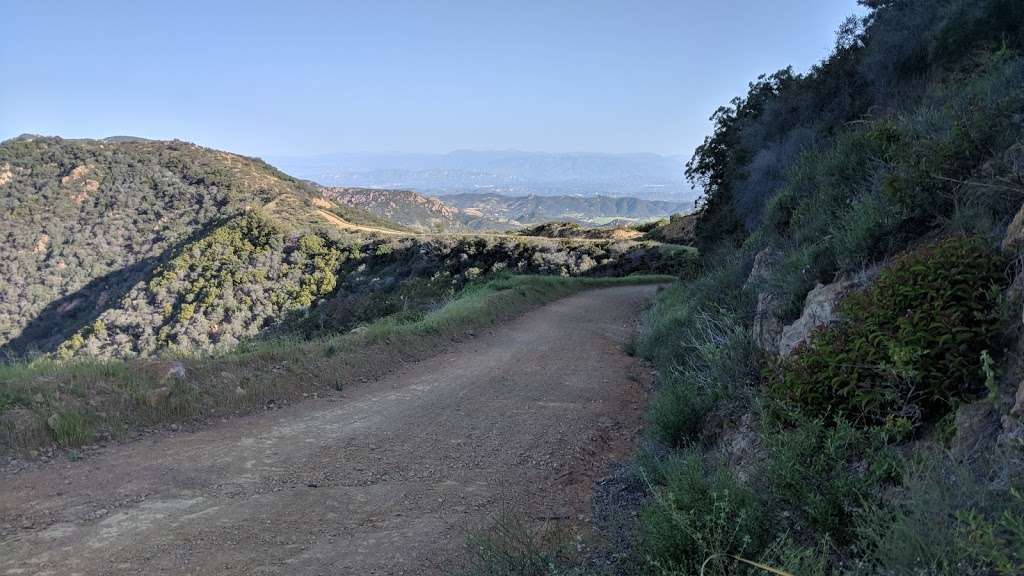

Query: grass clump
(769, 237), (1009, 428)
(641, 451), (768, 576)
(649, 309), (760, 448)
(456, 509), (573, 576)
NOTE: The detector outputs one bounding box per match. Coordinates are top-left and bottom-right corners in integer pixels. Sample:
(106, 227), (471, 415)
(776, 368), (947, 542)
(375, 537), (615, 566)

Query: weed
(455, 508), (572, 576)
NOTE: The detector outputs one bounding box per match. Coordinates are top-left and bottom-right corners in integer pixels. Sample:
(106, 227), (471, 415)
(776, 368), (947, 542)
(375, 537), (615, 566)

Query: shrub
(649, 374), (714, 448)
(856, 453), (1024, 576)
(769, 237), (1009, 427)
(456, 509), (571, 576)
(641, 451), (769, 576)
(762, 417), (902, 545)
(649, 309), (760, 447)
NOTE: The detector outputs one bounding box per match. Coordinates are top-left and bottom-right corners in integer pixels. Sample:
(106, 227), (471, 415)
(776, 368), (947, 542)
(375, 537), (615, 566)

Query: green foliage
(0, 136), (334, 357)
(637, 2), (1024, 575)
(50, 410), (92, 447)
(456, 509), (572, 576)
(770, 238), (1009, 427)
(856, 454), (1024, 576)
(762, 417), (902, 545)
(649, 309), (759, 447)
(60, 213), (355, 358)
(641, 451), (768, 576)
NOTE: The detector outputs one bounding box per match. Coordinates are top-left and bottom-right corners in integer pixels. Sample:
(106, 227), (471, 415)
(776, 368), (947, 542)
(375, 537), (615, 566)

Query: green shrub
(641, 451), (769, 576)
(769, 237), (1009, 427)
(762, 417), (902, 545)
(856, 453), (1024, 576)
(50, 410), (92, 447)
(649, 308), (760, 447)
(649, 374), (714, 448)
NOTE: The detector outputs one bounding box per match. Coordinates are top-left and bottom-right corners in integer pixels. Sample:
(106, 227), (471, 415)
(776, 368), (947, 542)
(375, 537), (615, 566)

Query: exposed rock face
(719, 412), (764, 483)
(951, 401), (1001, 461)
(747, 248), (783, 354)
(1002, 203), (1024, 251)
(1000, 379), (1024, 446)
(778, 279), (862, 357)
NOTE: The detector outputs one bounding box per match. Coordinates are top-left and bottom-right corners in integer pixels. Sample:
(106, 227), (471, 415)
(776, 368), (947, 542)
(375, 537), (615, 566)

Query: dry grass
(0, 274), (674, 456)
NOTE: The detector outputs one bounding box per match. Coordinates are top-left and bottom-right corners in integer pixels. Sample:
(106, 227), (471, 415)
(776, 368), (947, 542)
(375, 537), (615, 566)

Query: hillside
(626, 1), (1024, 575)
(322, 187), (515, 232)
(437, 192), (689, 226)
(0, 136), (398, 357)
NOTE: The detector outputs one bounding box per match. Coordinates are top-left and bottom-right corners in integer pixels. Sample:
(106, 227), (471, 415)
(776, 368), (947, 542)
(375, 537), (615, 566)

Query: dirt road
(0, 285), (659, 575)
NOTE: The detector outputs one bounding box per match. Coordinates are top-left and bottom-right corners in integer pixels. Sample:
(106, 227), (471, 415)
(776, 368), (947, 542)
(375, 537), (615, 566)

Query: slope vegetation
(0, 136), (398, 357)
(624, 1), (1024, 575)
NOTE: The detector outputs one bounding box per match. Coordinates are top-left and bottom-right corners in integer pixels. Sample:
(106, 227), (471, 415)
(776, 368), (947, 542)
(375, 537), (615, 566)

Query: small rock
(165, 361), (187, 380)
(46, 413), (60, 431)
(169, 424), (179, 432)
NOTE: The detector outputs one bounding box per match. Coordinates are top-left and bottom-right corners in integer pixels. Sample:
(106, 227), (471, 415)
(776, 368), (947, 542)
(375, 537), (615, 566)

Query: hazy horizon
(3, 1), (864, 158)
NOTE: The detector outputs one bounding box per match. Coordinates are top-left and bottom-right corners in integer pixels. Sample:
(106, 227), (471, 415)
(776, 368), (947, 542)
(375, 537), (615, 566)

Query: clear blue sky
(1, 1), (863, 157)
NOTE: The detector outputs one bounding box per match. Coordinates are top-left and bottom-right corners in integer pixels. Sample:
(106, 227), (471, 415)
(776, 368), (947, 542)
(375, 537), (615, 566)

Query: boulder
(998, 379), (1024, 447)
(744, 248), (777, 290)
(1012, 379), (1024, 418)
(752, 293), (783, 354)
(719, 412), (765, 483)
(778, 279), (861, 357)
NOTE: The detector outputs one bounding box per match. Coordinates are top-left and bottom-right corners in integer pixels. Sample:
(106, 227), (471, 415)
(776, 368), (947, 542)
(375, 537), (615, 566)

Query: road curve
(0, 285), (659, 575)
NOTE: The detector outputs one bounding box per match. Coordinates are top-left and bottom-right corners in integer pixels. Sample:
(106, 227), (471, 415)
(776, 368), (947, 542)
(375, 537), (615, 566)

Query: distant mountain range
(267, 150), (698, 202)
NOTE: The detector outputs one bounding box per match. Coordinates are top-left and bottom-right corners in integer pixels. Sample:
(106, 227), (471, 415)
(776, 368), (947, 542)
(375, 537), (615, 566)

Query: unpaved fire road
(0, 285), (658, 575)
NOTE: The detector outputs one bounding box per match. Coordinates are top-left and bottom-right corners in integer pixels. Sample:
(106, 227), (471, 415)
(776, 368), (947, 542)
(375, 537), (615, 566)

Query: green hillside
(0, 136), (397, 357)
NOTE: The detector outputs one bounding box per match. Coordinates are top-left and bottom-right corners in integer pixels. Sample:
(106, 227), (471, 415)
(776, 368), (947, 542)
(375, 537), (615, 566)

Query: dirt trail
(0, 285), (659, 575)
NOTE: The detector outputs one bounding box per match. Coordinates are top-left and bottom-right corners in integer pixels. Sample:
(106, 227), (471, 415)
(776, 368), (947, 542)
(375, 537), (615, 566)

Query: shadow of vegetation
(1, 220), (229, 360)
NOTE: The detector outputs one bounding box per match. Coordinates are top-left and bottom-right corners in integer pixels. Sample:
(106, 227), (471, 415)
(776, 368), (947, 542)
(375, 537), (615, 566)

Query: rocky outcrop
(747, 248), (783, 354)
(998, 379), (1024, 446)
(952, 401), (1001, 461)
(778, 279), (862, 357)
(1002, 203), (1024, 251)
(718, 412), (765, 483)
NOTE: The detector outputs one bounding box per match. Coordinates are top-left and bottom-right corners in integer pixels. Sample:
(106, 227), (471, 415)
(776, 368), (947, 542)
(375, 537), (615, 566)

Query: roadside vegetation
(459, 0), (1024, 574)
(0, 273), (674, 456)
(632, 1), (1024, 574)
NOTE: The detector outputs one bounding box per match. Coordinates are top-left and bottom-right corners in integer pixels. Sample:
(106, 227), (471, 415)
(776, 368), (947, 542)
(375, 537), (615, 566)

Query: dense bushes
(57, 213), (360, 358)
(0, 136), (381, 357)
(55, 228), (692, 358)
(770, 238), (1009, 427)
(632, 1), (1024, 573)
(641, 451), (767, 576)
